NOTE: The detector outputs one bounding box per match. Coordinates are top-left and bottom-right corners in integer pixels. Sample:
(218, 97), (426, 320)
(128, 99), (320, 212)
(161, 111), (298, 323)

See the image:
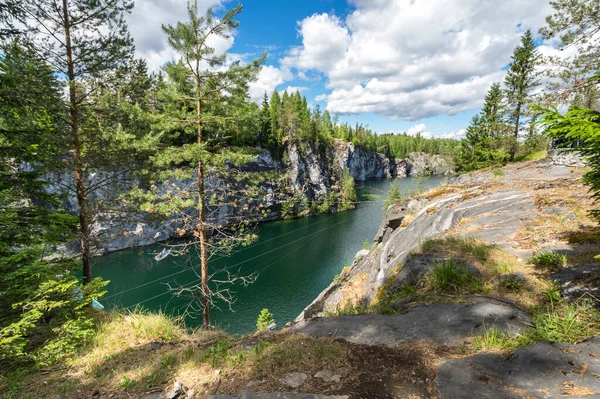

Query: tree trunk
(511, 104), (522, 162)
(197, 96), (210, 330)
(62, 0), (93, 284)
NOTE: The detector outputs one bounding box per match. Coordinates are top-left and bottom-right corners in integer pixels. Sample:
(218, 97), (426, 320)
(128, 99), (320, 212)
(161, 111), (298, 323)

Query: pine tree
(0, 41), (106, 367)
(147, 0), (264, 329)
(259, 91), (272, 149)
(505, 30), (540, 161)
(15, 0), (142, 285)
(540, 0), (600, 110)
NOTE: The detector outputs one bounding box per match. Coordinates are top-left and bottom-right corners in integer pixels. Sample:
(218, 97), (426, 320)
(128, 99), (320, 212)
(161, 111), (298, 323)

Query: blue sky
(127, 0), (556, 138)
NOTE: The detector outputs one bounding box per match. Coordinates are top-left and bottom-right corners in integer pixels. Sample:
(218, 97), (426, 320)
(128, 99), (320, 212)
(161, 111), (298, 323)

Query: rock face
(51, 141), (452, 256)
(290, 298), (531, 346)
(296, 159), (585, 320)
(331, 139), (453, 180)
(436, 336), (600, 398)
(548, 148), (587, 167)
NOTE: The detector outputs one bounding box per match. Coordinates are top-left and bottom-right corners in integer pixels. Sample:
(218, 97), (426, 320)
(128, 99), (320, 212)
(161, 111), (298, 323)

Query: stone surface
(211, 393), (348, 399)
(314, 370), (341, 383)
(279, 372), (308, 389)
(291, 297), (531, 346)
(166, 381), (184, 399)
(552, 263), (600, 302)
(436, 336), (600, 398)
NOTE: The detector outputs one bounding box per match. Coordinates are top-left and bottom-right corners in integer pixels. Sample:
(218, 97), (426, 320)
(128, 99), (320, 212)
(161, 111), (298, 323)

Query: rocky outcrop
(290, 298), (531, 346)
(436, 336), (600, 398)
(331, 139), (453, 181)
(296, 159), (584, 320)
(548, 148), (587, 167)
(51, 141), (453, 256)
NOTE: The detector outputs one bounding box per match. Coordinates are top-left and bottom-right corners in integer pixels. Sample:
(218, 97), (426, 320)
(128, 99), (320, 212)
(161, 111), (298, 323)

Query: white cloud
(407, 123), (428, 136)
(280, 86), (309, 94)
(126, 0), (230, 71)
(283, 0), (553, 120)
(315, 94), (328, 101)
(281, 14), (350, 72)
(248, 65), (286, 102)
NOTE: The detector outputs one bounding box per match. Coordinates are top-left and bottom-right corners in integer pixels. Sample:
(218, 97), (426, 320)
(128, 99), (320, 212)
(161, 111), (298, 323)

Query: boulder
(279, 372), (308, 389)
(436, 336), (600, 398)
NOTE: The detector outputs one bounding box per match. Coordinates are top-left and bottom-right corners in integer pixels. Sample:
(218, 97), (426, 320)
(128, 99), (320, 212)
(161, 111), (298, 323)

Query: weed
(528, 300), (600, 344)
(530, 250), (567, 271)
(424, 259), (482, 294)
(498, 274), (527, 292)
(118, 375), (135, 391)
(492, 168), (504, 177)
(472, 325), (519, 352)
(363, 240), (370, 250)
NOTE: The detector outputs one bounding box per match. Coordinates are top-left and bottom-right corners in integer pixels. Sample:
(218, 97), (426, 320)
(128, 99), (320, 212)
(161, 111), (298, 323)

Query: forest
(1, 0), (599, 380)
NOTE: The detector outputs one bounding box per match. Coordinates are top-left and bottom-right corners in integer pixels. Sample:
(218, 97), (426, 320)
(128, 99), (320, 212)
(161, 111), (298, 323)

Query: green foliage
(424, 259), (483, 294)
(529, 250), (567, 271)
(363, 240), (370, 250)
(537, 106), (600, 219)
(504, 29), (540, 161)
(256, 309), (275, 331)
(383, 179), (402, 209)
(338, 169), (357, 211)
(492, 168), (504, 177)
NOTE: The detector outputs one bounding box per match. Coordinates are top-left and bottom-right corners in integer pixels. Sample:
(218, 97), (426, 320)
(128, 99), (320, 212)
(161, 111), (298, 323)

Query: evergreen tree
(259, 91), (272, 148)
(540, 0), (600, 110)
(16, 0), (142, 285)
(505, 30), (540, 161)
(144, 0), (264, 329)
(0, 41), (106, 367)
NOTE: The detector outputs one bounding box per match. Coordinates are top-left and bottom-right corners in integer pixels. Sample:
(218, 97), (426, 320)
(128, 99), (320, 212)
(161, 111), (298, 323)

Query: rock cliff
(52, 139), (453, 256)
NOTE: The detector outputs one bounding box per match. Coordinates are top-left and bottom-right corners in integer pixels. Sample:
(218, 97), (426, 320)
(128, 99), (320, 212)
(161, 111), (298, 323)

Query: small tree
(384, 179), (402, 209)
(140, 1), (265, 329)
(256, 308), (275, 331)
(505, 30), (540, 161)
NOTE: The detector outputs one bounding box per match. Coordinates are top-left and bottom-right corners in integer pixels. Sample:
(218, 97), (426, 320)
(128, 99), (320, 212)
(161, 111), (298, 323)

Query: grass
(492, 167), (504, 177)
(529, 250), (567, 271)
(514, 150), (547, 162)
(423, 259), (483, 294)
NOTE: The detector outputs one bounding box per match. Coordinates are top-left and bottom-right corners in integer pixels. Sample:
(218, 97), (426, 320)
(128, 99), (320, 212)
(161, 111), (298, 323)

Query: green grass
(529, 250), (567, 271)
(515, 150), (547, 162)
(424, 259), (483, 294)
(492, 167), (504, 177)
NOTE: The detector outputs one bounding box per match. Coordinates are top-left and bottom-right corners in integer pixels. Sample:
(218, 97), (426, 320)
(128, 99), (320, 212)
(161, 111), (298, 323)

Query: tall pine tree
(505, 30), (540, 161)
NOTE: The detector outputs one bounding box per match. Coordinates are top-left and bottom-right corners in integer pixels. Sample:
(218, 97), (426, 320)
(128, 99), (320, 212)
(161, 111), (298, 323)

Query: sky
(126, 0), (559, 139)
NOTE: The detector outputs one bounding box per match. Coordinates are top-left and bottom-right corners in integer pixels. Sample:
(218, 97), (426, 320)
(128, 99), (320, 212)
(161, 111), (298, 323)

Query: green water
(93, 176), (443, 335)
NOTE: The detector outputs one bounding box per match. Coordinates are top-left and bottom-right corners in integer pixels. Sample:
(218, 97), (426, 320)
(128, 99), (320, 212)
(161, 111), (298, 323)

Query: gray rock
(166, 381), (184, 399)
(143, 394), (164, 399)
(314, 370), (341, 383)
(279, 372), (308, 389)
(291, 297), (531, 346)
(211, 393), (348, 399)
(436, 336), (600, 398)
(552, 263), (600, 302)
(548, 148), (587, 167)
(374, 204), (406, 243)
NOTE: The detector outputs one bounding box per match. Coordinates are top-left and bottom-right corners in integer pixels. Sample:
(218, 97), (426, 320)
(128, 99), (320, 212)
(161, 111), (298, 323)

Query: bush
(529, 250), (567, 271)
(256, 308), (275, 331)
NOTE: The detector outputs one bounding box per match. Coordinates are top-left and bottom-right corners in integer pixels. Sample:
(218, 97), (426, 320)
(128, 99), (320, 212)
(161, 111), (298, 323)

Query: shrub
(256, 308), (275, 331)
(530, 250), (567, 271)
(363, 240), (370, 250)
